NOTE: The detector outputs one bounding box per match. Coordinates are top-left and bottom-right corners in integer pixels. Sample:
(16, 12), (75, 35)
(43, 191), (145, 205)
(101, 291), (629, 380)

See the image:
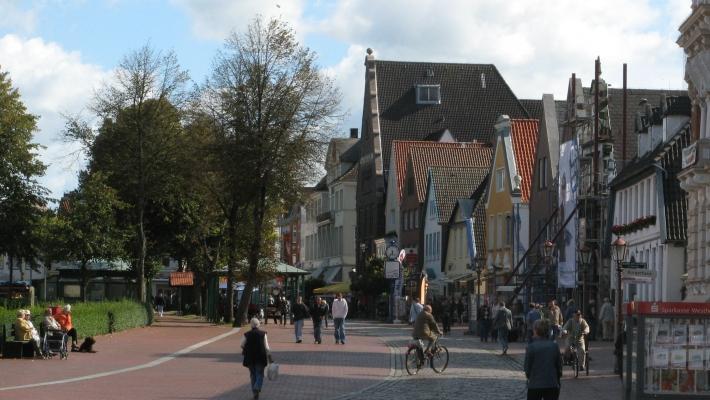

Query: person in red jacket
(54, 304), (78, 351)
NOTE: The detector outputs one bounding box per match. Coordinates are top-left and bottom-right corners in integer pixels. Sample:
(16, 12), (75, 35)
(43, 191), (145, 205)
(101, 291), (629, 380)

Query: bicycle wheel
(405, 347), (423, 375)
(430, 345), (449, 373)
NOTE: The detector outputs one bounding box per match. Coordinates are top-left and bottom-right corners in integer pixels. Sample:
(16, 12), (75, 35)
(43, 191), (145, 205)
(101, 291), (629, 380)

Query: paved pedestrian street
(0, 316), (621, 400)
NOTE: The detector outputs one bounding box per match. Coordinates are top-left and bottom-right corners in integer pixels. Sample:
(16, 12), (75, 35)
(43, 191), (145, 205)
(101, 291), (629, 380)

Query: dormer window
(416, 85), (441, 105)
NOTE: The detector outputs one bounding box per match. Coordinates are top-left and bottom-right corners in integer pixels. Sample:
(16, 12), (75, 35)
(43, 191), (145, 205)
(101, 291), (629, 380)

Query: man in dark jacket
(311, 297), (328, 344)
(292, 296), (309, 343)
(478, 301), (492, 342)
(494, 301), (513, 355)
(241, 318), (271, 399)
(524, 319), (562, 400)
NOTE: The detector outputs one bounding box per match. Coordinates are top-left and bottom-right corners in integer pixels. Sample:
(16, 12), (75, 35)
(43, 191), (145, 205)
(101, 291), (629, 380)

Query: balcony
(682, 139), (710, 170)
(316, 210), (332, 225)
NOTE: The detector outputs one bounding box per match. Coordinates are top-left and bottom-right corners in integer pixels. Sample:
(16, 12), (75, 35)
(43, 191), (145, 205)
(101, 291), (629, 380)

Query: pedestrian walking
(456, 298), (464, 325)
(441, 298), (452, 335)
(241, 318), (271, 400)
(409, 297), (423, 325)
(332, 292), (348, 344)
(526, 303), (541, 343)
(292, 296), (309, 343)
(524, 319), (562, 400)
(280, 297), (290, 325)
(493, 301), (513, 355)
(477, 301), (492, 342)
(155, 292), (166, 317)
(599, 297), (614, 341)
(311, 297), (328, 344)
(543, 300), (563, 342)
(323, 298), (330, 329)
(563, 299), (576, 322)
(491, 301), (501, 342)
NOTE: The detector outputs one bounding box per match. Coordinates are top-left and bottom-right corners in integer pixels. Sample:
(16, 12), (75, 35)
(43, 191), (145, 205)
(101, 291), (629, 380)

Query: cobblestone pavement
(334, 323), (528, 400)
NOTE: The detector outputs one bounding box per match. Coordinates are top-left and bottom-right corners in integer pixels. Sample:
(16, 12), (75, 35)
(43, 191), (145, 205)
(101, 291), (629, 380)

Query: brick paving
(0, 316), (624, 400)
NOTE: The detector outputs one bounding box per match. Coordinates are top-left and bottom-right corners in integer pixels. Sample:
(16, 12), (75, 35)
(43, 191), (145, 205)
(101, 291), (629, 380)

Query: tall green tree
(202, 17), (340, 325)
(65, 46), (190, 302)
(0, 67), (47, 279)
(56, 172), (128, 301)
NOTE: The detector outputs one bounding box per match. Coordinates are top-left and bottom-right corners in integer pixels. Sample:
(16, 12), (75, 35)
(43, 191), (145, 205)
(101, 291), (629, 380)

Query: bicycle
(405, 335), (449, 375)
(563, 341), (588, 378)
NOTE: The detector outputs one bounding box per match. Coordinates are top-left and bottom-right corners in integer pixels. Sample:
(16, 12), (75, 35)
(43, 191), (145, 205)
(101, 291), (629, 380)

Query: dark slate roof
(609, 122), (691, 242)
(372, 60), (531, 173)
(429, 166), (489, 223)
(520, 99), (543, 120)
(339, 139), (361, 163)
(606, 88), (686, 162)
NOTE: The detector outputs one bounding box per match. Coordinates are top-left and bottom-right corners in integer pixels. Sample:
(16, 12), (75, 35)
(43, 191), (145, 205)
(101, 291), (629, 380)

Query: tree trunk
(235, 187), (268, 327)
(225, 215), (237, 324)
(80, 260), (89, 302)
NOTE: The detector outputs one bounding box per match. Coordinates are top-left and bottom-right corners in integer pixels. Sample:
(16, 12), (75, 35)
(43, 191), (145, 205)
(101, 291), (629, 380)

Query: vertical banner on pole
(558, 139), (579, 288)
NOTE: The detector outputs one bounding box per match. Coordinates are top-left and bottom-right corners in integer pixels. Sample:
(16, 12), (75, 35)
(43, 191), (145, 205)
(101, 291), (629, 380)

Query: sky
(0, 0), (691, 202)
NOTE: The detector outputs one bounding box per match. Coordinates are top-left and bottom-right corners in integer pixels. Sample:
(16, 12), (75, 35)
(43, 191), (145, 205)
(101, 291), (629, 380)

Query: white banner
(558, 139), (578, 288)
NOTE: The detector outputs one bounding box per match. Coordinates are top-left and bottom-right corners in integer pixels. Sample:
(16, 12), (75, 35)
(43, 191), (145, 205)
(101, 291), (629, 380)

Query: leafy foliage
(350, 257), (389, 297)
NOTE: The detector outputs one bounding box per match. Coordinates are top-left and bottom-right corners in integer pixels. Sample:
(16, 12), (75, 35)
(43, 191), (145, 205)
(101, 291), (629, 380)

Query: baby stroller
(40, 324), (69, 360)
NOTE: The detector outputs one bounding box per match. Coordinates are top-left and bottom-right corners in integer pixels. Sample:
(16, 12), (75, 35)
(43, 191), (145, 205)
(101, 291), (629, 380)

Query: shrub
(0, 299), (148, 339)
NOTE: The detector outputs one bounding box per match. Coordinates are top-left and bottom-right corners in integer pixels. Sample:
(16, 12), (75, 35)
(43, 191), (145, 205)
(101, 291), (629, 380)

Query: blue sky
(0, 0), (691, 200)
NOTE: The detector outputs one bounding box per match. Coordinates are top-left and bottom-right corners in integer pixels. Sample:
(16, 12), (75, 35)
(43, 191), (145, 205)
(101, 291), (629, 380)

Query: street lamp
(611, 236), (628, 376)
(578, 245), (592, 317)
(473, 256), (486, 337)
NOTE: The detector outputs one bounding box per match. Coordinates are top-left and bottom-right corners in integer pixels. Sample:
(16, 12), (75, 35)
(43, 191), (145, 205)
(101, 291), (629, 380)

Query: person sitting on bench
(54, 304), (79, 351)
(14, 310), (44, 358)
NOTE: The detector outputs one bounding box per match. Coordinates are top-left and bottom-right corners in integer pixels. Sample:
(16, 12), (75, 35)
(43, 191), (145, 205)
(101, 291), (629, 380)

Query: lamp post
(612, 236), (628, 377)
(542, 240), (555, 300)
(579, 245), (592, 318)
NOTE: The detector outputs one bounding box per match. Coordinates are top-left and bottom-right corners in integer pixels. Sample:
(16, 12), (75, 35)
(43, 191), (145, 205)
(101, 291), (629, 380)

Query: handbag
(267, 355), (279, 381)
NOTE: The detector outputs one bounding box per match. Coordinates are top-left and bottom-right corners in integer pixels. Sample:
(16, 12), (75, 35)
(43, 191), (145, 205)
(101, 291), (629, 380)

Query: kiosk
(625, 301), (710, 399)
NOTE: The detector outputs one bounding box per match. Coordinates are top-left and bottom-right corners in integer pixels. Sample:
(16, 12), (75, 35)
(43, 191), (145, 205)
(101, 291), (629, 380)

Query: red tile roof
(408, 143), (493, 203)
(393, 141), (469, 201)
(510, 119), (539, 203)
(169, 272), (194, 287)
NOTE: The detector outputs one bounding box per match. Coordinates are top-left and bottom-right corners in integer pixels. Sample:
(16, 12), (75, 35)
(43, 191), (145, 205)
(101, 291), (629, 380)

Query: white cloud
(0, 1), (37, 33)
(317, 0), (689, 131)
(171, 0), (307, 41)
(0, 34), (108, 201)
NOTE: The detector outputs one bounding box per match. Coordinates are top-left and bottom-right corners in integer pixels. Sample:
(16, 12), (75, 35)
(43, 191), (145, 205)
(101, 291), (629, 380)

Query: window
(496, 168), (505, 192)
(497, 215), (504, 249)
(488, 216), (495, 249)
(414, 209), (419, 229)
(416, 84), (441, 105)
(505, 215), (512, 246)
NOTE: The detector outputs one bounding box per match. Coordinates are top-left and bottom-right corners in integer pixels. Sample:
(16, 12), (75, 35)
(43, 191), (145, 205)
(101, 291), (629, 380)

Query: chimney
(350, 128), (358, 139)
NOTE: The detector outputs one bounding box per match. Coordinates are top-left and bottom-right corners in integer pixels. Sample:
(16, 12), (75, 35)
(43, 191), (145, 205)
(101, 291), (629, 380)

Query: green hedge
(0, 300), (148, 339)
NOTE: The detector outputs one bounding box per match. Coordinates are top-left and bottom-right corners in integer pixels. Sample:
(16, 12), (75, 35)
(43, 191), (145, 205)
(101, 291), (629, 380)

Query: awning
(310, 266), (325, 280)
(313, 282), (350, 294)
(170, 272), (194, 287)
(323, 267), (341, 283)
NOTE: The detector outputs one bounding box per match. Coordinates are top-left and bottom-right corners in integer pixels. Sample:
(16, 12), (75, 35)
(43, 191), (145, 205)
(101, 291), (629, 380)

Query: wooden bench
(1, 323), (35, 359)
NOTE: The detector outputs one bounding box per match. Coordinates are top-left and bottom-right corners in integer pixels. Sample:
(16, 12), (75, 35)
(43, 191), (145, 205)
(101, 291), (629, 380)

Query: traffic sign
(622, 268), (656, 283)
(385, 261), (401, 279)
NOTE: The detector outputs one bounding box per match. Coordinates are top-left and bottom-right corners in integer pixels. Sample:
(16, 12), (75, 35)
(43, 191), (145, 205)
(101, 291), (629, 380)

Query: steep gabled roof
(520, 99), (543, 120)
(408, 142), (493, 203)
(429, 166), (489, 223)
(371, 60), (530, 173)
(510, 119), (540, 202)
(392, 140), (477, 201)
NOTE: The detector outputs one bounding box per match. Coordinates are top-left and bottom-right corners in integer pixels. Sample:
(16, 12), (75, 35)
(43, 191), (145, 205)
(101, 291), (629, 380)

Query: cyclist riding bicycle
(412, 304), (442, 356)
(561, 309), (590, 370)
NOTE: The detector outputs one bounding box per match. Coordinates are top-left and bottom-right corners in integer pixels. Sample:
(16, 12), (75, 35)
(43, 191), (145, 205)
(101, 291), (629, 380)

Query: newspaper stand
(625, 302), (710, 399)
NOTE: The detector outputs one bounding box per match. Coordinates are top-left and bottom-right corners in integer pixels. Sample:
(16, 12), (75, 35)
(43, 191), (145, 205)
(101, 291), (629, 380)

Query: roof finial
(366, 48), (373, 55)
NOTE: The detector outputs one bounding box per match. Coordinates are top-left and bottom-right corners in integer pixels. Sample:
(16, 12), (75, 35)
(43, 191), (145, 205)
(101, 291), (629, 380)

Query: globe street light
(611, 236), (628, 376)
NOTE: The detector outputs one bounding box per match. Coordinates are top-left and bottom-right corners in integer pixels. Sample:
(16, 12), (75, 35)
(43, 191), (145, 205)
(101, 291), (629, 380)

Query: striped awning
(169, 272), (194, 287)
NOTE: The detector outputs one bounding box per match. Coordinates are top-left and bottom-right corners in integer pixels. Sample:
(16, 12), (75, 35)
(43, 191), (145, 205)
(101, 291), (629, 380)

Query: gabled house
(609, 96), (690, 302)
(484, 116), (539, 299)
(398, 143), (493, 270)
(421, 166), (489, 296)
(356, 50), (533, 267)
(300, 132), (360, 284)
(528, 95), (563, 299)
